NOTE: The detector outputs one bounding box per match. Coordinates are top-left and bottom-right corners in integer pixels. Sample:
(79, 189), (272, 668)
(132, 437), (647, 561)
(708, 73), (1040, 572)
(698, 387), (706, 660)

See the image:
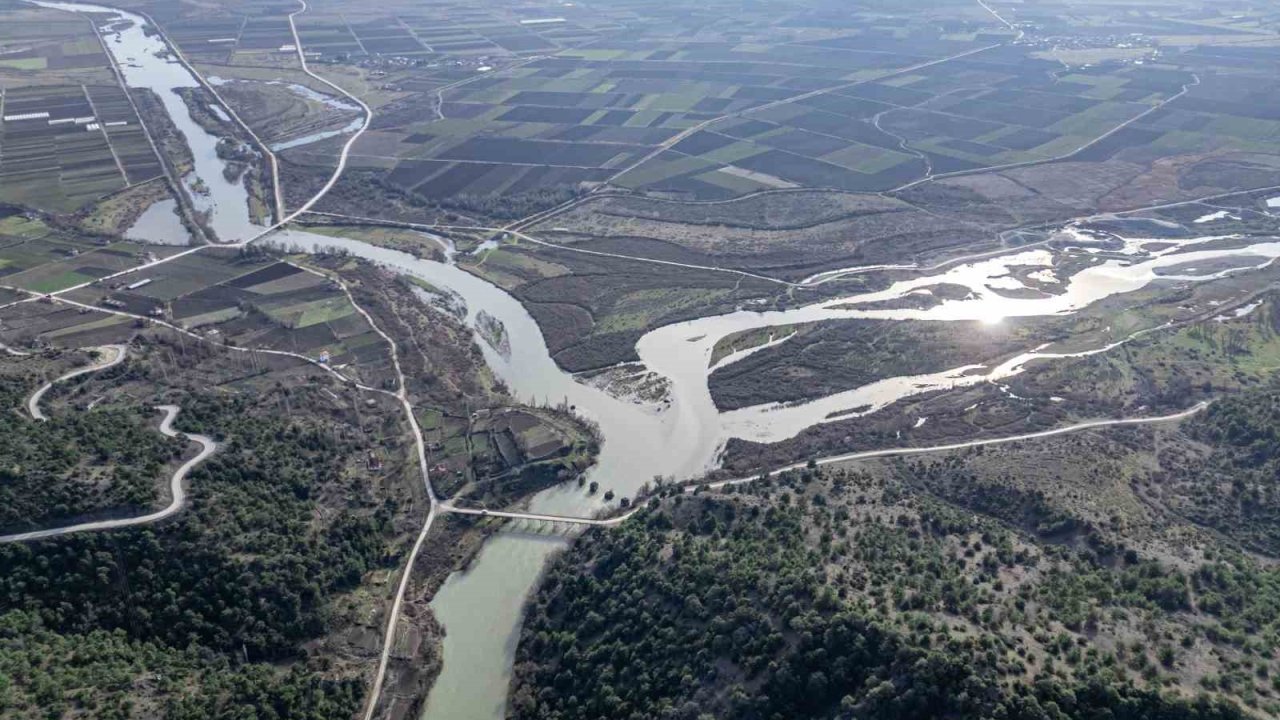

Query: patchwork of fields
(0, 243), (395, 386)
(1, 84), (164, 211)
(159, 3), (605, 66)
(612, 47), (1192, 197)
(0, 5), (165, 213)
(251, 0), (1280, 217)
(0, 4), (107, 77)
(343, 19), (1013, 202)
(0, 212), (191, 291)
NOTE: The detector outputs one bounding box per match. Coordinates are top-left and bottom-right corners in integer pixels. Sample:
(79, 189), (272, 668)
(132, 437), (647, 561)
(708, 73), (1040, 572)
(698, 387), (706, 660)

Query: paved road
(345, 249), (442, 720)
(504, 41), (1007, 235)
(0, 9), (427, 708)
(27, 344), (127, 421)
(0, 2), (1228, 714)
(0, 405), (218, 543)
(0, 0), (374, 310)
(282, 0), (371, 223)
(302, 210), (804, 288)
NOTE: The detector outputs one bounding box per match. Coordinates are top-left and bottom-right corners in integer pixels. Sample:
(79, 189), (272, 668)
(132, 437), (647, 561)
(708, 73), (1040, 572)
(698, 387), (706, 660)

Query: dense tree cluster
(0, 373), (178, 530)
(0, 389), (394, 716)
(511, 491), (1248, 720)
(435, 187), (581, 221)
(1156, 381), (1280, 554)
(0, 611), (362, 719)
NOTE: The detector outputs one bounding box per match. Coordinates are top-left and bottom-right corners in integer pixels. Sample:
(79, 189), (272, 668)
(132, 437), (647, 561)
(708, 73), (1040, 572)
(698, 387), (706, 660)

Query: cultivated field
(0, 245), (400, 387)
(0, 4), (171, 218)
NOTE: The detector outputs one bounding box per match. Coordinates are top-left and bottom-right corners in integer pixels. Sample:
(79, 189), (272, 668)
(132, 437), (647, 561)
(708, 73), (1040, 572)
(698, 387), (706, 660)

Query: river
(44, 2), (1280, 713)
(275, 225), (1280, 720)
(32, 0), (264, 243)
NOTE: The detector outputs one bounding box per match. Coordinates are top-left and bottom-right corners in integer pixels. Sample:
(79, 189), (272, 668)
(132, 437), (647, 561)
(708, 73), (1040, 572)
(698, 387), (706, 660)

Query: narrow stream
(31, 0), (264, 243)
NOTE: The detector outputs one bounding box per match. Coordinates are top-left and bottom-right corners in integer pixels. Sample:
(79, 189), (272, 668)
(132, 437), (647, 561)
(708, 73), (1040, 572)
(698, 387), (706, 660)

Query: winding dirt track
(0, 404), (218, 543)
(26, 344), (127, 421)
(708, 401), (1210, 488)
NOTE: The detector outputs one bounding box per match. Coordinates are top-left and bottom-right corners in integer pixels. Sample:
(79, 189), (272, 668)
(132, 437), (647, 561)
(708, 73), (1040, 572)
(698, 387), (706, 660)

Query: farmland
(25, 0), (1273, 272)
(0, 82), (164, 213)
(0, 235), (598, 506)
(524, 45), (1280, 275)
(199, 0), (1016, 214)
(0, 2), (176, 229)
(326, 13), (1013, 208)
(193, 0), (1280, 285)
(0, 4), (113, 87)
(265, 0), (1280, 227)
(0, 246), (406, 384)
(0, 217), (190, 295)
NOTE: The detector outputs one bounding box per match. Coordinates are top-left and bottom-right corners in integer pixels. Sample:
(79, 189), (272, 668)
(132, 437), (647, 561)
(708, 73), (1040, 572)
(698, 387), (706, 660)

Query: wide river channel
(34, 3), (1280, 716)
(277, 226), (1280, 720)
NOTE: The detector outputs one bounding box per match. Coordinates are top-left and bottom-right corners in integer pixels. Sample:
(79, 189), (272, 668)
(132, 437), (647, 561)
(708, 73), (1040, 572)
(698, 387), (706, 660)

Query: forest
(0, 383), (400, 717)
(1160, 382), (1280, 555)
(511, 409), (1280, 720)
(0, 364), (179, 531)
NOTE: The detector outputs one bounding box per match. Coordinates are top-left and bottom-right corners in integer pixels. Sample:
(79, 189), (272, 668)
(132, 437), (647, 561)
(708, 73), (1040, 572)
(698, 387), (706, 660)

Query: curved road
(27, 344), (127, 421)
(0, 0), (373, 309)
(0, 341), (31, 357)
(301, 210), (805, 288)
(0, 405), (218, 543)
(0, 2), (1227, 715)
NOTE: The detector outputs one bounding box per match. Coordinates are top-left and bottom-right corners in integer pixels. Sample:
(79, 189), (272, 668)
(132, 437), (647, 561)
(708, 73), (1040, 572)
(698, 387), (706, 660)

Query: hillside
(510, 386), (1280, 719)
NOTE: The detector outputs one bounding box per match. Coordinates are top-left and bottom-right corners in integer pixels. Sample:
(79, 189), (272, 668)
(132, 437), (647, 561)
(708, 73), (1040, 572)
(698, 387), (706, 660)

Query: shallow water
(124, 197), (190, 245)
(420, 532), (569, 720)
(270, 116), (363, 151)
(204, 75), (361, 151)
